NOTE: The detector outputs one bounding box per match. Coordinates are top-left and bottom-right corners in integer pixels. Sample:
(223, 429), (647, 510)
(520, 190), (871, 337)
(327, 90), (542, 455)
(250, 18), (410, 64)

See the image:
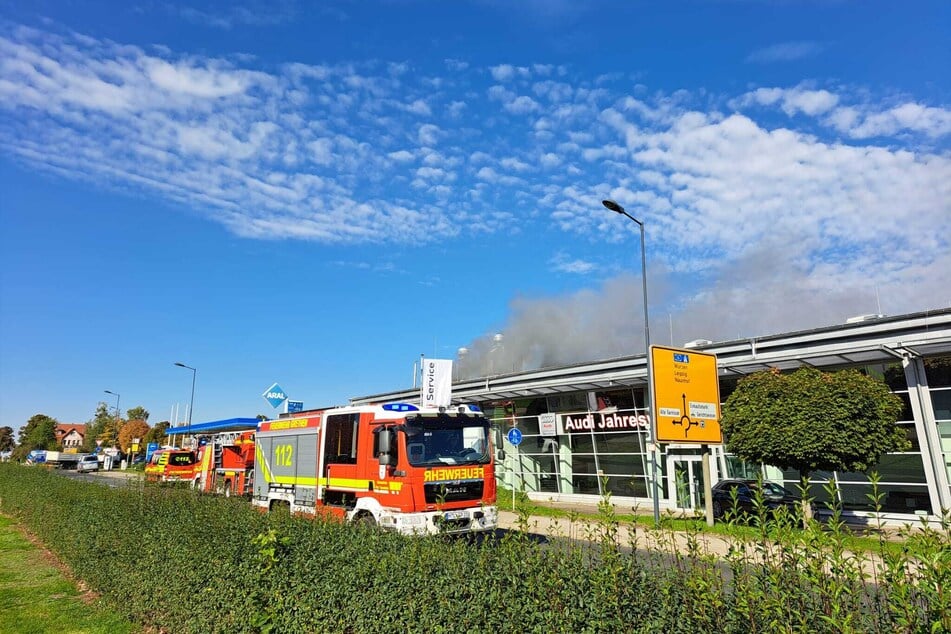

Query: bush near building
(0, 464), (947, 633)
(722, 367), (908, 518)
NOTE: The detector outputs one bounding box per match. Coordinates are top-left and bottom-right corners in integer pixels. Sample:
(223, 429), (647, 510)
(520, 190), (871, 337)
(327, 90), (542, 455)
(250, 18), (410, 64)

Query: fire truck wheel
(354, 512), (376, 527)
(269, 500), (290, 513)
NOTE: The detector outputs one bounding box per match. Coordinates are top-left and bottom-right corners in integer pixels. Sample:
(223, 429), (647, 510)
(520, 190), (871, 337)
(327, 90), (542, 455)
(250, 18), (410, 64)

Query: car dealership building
(351, 308), (951, 524)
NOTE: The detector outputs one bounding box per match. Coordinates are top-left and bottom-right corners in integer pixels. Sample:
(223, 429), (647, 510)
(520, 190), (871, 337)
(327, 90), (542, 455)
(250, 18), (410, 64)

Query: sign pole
(506, 427), (523, 510)
(513, 444), (517, 510)
(701, 444), (714, 526)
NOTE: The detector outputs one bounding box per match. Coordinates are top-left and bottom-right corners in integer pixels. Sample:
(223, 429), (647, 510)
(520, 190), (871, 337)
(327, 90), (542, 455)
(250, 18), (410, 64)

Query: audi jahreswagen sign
(559, 412), (650, 433)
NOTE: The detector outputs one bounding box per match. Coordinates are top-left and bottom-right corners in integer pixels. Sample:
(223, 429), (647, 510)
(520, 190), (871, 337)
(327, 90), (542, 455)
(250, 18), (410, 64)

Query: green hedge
(0, 464), (947, 633)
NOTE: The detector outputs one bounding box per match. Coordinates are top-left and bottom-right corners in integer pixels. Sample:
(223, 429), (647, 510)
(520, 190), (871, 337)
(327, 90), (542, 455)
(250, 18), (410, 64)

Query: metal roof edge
(167, 417), (259, 435)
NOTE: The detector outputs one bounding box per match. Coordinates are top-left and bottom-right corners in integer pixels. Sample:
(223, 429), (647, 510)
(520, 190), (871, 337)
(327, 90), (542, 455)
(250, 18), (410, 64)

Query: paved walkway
(498, 507), (739, 558)
(494, 502), (924, 580)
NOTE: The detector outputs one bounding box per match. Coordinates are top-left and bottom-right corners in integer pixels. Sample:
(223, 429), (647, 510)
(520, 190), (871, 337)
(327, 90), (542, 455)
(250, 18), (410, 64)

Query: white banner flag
(421, 359), (453, 408)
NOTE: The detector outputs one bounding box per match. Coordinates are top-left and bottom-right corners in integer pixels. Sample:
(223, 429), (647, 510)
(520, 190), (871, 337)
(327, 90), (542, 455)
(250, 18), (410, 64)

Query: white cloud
(145, 59), (252, 98)
(415, 166), (449, 181)
(550, 253), (597, 274)
(490, 64), (516, 81)
(539, 152), (561, 168)
(0, 23), (947, 324)
(505, 95), (540, 114)
(833, 102), (951, 139)
(387, 149), (414, 162)
(308, 138), (334, 165)
(176, 1), (300, 29)
(500, 157), (531, 172)
(417, 123), (442, 145)
(476, 166), (499, 182)
(746, 41), (824, 64)
(402, 98), (432, 116)
(738, 86), (838, 116)
(735, 86), (951, 139)
(446, 100), (466, 117)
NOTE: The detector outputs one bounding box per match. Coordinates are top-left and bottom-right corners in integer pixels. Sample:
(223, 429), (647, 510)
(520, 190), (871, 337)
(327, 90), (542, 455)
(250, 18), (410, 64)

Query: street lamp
(174, 362), (197, 426)
(602, 198), (661, 526)
(104, 390), (121, 420)
(103, 390), (120, 468)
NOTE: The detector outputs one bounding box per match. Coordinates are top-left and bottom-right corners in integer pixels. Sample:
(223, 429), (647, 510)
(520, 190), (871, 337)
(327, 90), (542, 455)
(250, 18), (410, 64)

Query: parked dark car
(711, 479), (804, 521)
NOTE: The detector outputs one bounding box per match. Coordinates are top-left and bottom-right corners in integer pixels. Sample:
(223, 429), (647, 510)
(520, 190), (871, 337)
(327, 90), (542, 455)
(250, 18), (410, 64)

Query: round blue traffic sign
(506, 427), (523, 446)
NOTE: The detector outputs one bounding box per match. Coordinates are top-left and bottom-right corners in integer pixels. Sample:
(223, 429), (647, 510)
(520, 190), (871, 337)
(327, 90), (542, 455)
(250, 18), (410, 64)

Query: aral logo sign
(263, 382), (288, 409)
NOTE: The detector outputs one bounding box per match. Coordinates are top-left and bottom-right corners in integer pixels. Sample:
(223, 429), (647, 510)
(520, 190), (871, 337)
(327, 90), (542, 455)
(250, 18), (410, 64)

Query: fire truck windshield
(403, 418), (490, 467)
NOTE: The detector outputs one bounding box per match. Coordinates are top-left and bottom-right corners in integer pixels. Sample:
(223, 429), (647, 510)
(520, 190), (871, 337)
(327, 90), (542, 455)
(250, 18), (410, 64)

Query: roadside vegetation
(1, 463), (948, 633)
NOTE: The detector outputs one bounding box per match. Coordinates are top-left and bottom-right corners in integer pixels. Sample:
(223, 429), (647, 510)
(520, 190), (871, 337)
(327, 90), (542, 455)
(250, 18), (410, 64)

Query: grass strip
(0, 515), (138, 634)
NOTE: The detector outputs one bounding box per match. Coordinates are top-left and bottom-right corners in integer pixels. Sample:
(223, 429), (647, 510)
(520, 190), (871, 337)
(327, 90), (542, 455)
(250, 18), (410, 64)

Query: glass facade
(926, 356), (951, 503)
(485, 388), (665, 503)
(481, 355), (949, 520)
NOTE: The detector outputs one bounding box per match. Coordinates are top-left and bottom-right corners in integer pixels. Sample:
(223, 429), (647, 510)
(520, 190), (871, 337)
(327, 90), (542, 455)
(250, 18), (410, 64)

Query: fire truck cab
(252, 403), (498, 535)
(144, 449), (198, 482)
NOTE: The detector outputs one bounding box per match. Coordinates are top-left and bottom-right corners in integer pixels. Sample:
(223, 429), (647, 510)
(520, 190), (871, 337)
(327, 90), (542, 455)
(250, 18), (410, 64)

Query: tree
(118, 419), (150, 454)
(144, 421), (170, 447)
(12, 414), (59, 461)
(126, 406), (150, 422)
(0, 426), (15, 452)
(99, 414), (122, 449)
(721, 367), (908, 519)
(83, 402), (114, 452)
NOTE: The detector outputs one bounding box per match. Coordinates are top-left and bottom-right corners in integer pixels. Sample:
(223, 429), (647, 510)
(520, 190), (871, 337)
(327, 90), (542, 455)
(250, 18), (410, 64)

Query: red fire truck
(251, 402), (498, 535)
(193, 431), (256, 497)
(144, 449), (198, 482)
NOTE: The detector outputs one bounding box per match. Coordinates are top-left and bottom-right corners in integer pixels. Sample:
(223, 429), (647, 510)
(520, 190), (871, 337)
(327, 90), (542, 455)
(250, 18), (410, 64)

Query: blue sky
(1, 0), (949, 433)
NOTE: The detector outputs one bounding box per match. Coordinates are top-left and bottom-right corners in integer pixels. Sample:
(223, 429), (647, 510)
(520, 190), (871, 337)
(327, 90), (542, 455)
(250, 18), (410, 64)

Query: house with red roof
(55, 424), (86, 450)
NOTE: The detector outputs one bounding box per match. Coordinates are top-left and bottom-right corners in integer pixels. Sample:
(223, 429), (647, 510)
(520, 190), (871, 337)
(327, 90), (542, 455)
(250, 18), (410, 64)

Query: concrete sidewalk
(496, 508), (738, 558)
(494, 503), (915, 580)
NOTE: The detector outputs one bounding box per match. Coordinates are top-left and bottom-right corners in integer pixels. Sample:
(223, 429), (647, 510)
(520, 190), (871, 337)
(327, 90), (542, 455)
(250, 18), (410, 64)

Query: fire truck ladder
(213, 431), (244, 469)
(212, 431), (252, 496)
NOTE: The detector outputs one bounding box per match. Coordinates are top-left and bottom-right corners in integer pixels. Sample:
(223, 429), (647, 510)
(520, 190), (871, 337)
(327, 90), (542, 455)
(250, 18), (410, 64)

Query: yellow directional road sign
(650, 345), (722, 444)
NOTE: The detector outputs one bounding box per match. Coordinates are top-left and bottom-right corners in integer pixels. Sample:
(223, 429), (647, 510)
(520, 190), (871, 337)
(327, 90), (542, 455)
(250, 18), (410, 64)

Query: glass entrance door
(667, 455), (705, 510)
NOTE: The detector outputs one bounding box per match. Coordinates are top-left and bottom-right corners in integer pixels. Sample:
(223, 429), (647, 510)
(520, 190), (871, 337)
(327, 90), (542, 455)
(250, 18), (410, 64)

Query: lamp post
(104, 390), (120, 466)
(103, 389), (120, 437)
(104, 390), (121, 418)
(174, 362), (196, 447)
(602, 199), (661, 526)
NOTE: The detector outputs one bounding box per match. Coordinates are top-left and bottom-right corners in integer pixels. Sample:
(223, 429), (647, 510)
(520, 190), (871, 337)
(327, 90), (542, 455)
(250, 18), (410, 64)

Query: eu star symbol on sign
(263, 382), (288, 409)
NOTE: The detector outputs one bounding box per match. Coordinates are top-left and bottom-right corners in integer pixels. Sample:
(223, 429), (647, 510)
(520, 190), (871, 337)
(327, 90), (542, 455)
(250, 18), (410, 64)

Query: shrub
(1, 464), (947, 633)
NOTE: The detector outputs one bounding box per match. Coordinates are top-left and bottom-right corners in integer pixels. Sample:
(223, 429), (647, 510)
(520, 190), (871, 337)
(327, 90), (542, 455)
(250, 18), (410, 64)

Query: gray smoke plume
(454, 244), (948, 380)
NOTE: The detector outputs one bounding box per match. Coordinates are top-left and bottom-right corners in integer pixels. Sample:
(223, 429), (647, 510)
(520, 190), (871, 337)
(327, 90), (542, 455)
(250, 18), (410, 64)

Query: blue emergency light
(382, 403), (419, 412)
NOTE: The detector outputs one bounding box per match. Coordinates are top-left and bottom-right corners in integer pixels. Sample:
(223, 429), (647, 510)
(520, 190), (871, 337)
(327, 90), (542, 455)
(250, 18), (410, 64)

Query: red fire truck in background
(251, 402), (498, 535)
(144, 449), (198, 482)
(192, 431), (256, 497)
